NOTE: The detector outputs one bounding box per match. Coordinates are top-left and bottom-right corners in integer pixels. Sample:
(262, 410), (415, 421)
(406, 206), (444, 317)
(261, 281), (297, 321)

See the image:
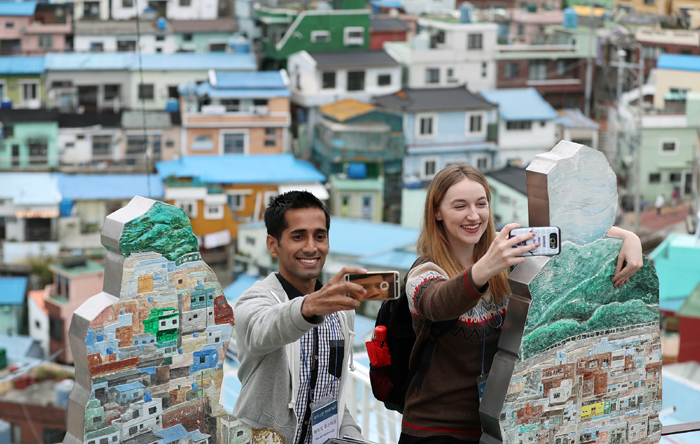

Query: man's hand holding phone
(301, 267), (366, 320)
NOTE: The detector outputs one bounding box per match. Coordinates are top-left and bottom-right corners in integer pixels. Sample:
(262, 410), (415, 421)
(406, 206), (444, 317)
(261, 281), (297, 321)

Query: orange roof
(319, 99), (376, 122)
(29, 289), (48, 314)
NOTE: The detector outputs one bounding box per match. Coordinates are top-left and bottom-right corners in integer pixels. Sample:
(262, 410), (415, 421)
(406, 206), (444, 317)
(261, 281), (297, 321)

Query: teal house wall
(0, 121), (59, 168)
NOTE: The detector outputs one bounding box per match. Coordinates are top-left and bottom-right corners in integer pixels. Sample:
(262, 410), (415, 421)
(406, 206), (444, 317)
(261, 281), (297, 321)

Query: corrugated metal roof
(328, 218), (417, 257)
(0, 173), (62, 206)
(0, 2), (38, 16)
(374, 86), (496, 112)
(486, 166), (528, 196)
(56, 174), (164, 201)
(371, 16), (410, 31)
(308, 50), (400, 69)
(213, 71), (287, 90)
(155, 154), (326, 184)
(657, 53), (700, 72)
(555, 108), (600, 130)
(0, 56), (44, 75)
(196, 86), (291, 98)
(44, 52), (257, 72)
(113, 381), (145, 392)
(480, 88), (558, 121)
(0, 334), (41, 360)
(320, 99), (376, 122)
(156, 425), (189, 444)
(122, 111), (173, 129)
(138, 53), (256, 71)
(0, 277), (28, 306)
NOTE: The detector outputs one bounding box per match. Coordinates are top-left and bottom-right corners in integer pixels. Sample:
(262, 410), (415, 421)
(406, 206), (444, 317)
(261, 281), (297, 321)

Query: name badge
(311, 397), (338, 444)
(477, 373), (489, 404)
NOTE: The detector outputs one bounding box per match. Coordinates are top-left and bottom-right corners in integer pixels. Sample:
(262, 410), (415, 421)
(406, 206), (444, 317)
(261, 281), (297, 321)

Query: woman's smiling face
(435, 178), (490, 249)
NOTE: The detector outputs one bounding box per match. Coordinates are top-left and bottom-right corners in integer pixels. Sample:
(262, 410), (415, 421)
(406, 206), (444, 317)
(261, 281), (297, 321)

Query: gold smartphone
(343, 271), (400, 301)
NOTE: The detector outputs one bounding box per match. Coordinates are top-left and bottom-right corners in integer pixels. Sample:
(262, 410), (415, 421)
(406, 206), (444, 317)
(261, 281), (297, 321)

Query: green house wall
(0, 121), (58, 168)
(0, 75), (45, 107)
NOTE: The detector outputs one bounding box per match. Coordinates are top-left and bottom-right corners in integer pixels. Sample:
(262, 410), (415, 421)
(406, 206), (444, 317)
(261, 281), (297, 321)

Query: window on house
(264, 139), (276, 147)
(426, 68), (440, 84)
(104, 84), (120, 101)
(39, 34), (53, 49)
(446, 68), (456, 82)
(223, 133), (245, 154)
(229, 195), (245, 211)
(506, 121), (532, 130)
(377, 74), (391, 86)
(126, 136), (147, 154)
(661, 141), (677, 153)
(90, 42), (104, 52)
(139, 84), (154, 100)
(422, 158), (437, 178)
(670, 172), (681, 183)
(322, 71), (336, 89)
(477, 157), (488, 169)
(505, 62), (519, 78)
(344, 27), (364, 46)
(156, 35), (165, 42)
(481, 62), (487, 78)
(221, 99), (240, 111)
(311, 30), (330, 43)
(49, 317), (64, 341)
(5, 22), (13, 29)
(209, 43), (227, 52)
(265, 128), (276, 136)
(180, 0), (191, 6)
(28, 138), (48, 165)
(347, 71), (365, 91)
(467, 33), (483, 50)
(92, 135), (112, 157)
(117, 40), (136, 51)
(183, 33), (193, 42)
(529, 60), (547, 80)
(418, 115), (434, 136)
(22, 83), (38, 101)
(253, 99), (268, 106)
(469, 114), (482, 133)
(205, 205), (223, 219)
(518, 24), (525, 35)
(122, 0), (133, 6)
(644, 0), (654, 4)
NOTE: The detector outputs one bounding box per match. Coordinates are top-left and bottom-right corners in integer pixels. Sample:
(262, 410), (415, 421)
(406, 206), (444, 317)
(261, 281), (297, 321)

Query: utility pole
(584, 0), (596, 117)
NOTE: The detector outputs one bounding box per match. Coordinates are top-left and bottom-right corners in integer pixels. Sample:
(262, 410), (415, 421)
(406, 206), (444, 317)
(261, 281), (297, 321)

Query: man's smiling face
(268, 207), (329, 291)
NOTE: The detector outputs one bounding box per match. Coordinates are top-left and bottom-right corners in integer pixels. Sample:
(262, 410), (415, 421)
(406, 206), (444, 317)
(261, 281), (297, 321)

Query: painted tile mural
(65, 197), (284, 444)
(480, 142), (662, 444)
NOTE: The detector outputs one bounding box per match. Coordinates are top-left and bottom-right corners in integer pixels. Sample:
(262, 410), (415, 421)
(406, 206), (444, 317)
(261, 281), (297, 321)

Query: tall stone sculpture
(64, 197), (284, 444)
(480, 141), (662, 444)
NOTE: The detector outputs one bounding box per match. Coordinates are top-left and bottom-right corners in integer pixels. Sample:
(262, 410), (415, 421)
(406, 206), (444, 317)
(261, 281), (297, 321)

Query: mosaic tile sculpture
(480, 141), (662, 444)
(64, 197), (285, 444)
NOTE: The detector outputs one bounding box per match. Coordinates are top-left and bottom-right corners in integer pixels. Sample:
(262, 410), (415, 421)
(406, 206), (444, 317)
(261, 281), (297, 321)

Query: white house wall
(130, 70), (213, 111)
(496, 119), (557, 168)
(401, 0), (456, 15)
(28, 295), (50, 359)
(59, 128), (123, 165)
(112, 0), (217, 20)
(74, 35), (177, 53)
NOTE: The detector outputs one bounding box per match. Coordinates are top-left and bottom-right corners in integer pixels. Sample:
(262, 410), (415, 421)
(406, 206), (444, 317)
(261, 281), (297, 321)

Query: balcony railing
(496, 44), (577, 54)
(315, 119), (402, 158)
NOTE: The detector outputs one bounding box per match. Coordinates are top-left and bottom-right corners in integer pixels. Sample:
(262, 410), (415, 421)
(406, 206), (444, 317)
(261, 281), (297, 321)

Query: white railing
(346, 363), (402, 444)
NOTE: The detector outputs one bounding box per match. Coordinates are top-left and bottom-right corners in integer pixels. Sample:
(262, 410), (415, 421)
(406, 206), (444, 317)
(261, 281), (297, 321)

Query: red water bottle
(375, 325), (387, 346)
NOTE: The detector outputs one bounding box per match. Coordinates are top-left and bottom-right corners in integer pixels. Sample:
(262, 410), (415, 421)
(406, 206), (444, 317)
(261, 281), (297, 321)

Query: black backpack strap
(409, 318), (458, 389)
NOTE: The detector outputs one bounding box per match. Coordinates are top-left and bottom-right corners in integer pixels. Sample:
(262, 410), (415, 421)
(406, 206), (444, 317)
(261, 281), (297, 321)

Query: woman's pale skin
(435, 178), (643, 290)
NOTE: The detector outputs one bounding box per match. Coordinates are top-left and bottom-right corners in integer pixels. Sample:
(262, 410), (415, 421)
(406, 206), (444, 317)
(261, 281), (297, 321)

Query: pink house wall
(0, 11), (71, 54)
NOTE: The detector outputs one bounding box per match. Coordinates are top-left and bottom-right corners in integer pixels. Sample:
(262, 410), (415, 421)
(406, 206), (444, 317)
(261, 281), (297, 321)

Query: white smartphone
(509, 227), (561, 256)
(343, 271), (400, 301)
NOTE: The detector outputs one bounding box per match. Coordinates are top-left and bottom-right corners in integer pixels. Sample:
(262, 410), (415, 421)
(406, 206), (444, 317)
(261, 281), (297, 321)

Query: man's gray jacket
(232, 273), (362, 443)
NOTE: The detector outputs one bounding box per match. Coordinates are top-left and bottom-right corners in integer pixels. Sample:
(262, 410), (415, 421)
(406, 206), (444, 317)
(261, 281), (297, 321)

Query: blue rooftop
(56, 174), (164, 201)
(0, 277), (27, 306)
(329, 218), (418, 257)
(357, 250), (419, 271)
(480, 88), (558, 122)
(0, 2), (37, 16)
(156, 425), (189, 444)
(113, 382), (145, 392)
(657, 53), (700, 72)
(0, 334), (42, 362)
(224, 274), (260, 303)
(555, 108), (600, 130)
(213, 71), (288, 90)
(156, 154), (326, 184)
(0, 173), (62, 206)
(44, 52), (256, 72)
(0, 56), (44, 75)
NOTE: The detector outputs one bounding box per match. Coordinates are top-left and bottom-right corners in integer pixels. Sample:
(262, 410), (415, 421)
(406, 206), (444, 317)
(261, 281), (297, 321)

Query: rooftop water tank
(1, 99), (12, 109)
(157, 17), (167, 30)
(229, 35), (250, 53)
(59, 198), (73, 217)
(165, 98), (179, 112)
(55, 379), (74, 408)
(563, 8), (578, 28)
(459, 3), (473, 23)
(413, 31), (430, 50)
(347, 163), (367, 180)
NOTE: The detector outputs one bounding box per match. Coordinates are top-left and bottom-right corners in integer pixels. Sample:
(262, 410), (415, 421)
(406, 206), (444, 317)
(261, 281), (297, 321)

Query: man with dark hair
(233, 191), (365, 444)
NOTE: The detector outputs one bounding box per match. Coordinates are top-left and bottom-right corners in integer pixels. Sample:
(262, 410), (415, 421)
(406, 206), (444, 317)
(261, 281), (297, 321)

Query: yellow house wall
(653, 68), (700, 109)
